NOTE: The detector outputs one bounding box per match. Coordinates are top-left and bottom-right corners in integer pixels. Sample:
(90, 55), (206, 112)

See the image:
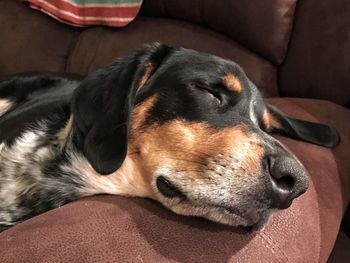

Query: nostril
(266, 155), (308, 209)
(262, 155), (273, 174)
(272, 174), (295, 192)
(156, 176), (186, 199)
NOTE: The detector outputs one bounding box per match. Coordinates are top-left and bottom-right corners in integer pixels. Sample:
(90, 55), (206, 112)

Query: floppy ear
(262, 104), (340, 148)
(72, 43), (172, 174)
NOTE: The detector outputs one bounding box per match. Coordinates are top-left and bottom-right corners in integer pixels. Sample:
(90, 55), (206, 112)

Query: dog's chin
(239, 210), (275, 231)
(163, 201), (274, 230)
(202, 207), (274, 231)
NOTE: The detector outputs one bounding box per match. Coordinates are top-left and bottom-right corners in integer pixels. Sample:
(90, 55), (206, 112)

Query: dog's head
(72, 43), (339, 228)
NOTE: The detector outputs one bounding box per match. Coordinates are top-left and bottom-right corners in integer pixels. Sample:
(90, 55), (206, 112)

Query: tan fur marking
(138, 63), (154, 89)
(83, 155), (153, 198)
(56, 116), (73, 149)
(131, 95), (157, 131)
(0, 99), (13, 115)
(129, 121), (264, 183)
(126, 120), (268, 227)
(80, 96), (159, 198)
(222, 74), (242, 92)
(262, 109), (283, 129)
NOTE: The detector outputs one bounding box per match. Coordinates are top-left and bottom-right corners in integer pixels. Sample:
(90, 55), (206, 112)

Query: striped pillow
(26, 0), (143, 27)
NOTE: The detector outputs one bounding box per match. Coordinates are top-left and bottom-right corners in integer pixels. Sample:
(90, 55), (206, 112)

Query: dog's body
(0, 73), (150, 231)
(0, 44), (340, 232)
(0, 74), (85, 231)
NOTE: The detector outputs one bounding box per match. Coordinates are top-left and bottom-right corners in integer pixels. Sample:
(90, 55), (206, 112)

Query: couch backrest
(141, 0), (350, 106)
(279, 0), (350, 106)
(141, 0), (298, 65)
(0, 0), (349, 106)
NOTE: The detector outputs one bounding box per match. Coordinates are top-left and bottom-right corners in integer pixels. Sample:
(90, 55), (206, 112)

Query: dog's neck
(58, 115), (153, 199)
(78, 155), (153, 198)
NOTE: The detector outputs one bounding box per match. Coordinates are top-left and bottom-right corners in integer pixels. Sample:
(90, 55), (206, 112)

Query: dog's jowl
(0, 43), (340, 232)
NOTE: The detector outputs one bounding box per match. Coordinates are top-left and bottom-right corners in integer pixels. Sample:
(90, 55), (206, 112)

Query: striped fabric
(26, 0), (143, 27)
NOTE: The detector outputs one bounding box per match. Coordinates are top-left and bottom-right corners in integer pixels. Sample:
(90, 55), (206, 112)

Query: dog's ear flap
(72, 43), (172, 174)
(262, 104), (340, 148)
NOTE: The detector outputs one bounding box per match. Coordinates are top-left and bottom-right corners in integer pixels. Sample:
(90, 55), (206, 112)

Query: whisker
(150, 149), (211, 158)
(175, 169), (205, 173)
(161, 156), (207, 166)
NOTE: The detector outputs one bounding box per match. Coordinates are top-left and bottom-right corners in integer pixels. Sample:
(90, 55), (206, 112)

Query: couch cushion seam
(258, 232), (289, 262)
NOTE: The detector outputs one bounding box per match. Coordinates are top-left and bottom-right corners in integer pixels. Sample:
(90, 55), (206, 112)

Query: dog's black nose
(266, 156), (309, 209)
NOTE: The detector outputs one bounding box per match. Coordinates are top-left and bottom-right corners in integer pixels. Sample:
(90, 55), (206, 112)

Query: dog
(0, 43), (340, 232)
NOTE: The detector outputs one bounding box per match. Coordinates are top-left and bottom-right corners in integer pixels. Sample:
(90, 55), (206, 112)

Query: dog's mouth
(156, 176), (273, 228)
(220, 206), (271, 229)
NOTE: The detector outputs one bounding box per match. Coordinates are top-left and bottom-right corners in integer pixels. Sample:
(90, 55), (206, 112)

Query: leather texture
(1, 98), (349, 263)
(279, 0), (350, 106)
(328, 231), (350, 263)
(0, 0), (79, 75)
(66, 17), (279, 97)
(140, 0), (299, 64)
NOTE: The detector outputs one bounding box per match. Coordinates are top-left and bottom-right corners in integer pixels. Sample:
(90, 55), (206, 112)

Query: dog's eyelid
(188, 81), (209, 89)
(188, 82), (223, 104)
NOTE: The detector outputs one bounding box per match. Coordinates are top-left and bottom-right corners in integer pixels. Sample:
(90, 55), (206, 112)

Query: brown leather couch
(1, 0), (349, 262)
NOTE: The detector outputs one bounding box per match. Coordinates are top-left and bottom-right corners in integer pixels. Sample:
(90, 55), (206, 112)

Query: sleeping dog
(0, 43), (339, 232)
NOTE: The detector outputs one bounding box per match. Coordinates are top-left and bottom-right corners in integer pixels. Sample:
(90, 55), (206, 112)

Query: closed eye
(188, 82), (222, 104)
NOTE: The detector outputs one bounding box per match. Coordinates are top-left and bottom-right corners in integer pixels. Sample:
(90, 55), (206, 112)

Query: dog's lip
(224, 207), (241, 215)
(223, 207), (262, 227)
(241, 220), (264, 232)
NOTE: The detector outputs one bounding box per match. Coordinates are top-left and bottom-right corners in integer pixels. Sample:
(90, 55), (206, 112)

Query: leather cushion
(279, 0), (350, 106)
(0, 0), (79, 75)
(67, 17), (279, 97)
(141, 0), (299, 64)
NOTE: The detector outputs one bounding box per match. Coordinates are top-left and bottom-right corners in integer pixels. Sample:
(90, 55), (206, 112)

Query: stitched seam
(86, 31), (103, 73)
(258, 232), (289, 262)
(277, 0), (302, 96)
(64, 30), (82, 72)
(279, 0), (301, 66)
(258, 234), (282, 263)
(277, 0), (300, 65)
(263, 232), (290, 261)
